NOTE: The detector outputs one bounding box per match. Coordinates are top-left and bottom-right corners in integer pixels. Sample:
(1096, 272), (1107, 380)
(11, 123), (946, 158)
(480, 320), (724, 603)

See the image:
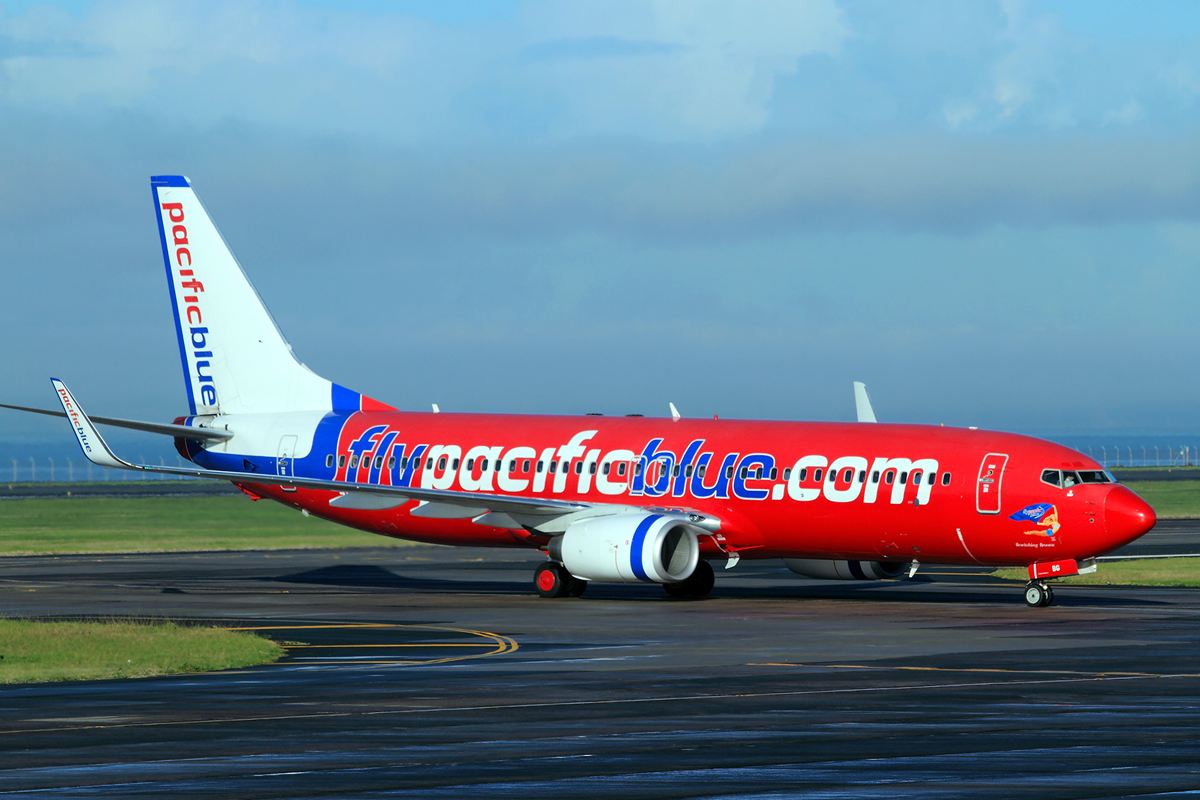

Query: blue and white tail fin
(151, 176), (390, 416)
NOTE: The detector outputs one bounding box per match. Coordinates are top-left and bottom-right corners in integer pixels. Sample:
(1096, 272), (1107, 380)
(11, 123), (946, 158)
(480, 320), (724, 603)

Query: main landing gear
(534, 562), (587, 598)
(1024, 580), (1055, 607)
(664, 560), (715, 599)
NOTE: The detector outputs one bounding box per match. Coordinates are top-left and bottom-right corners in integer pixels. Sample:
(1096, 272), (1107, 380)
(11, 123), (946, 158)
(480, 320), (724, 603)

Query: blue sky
(1, 0), (1199, 445)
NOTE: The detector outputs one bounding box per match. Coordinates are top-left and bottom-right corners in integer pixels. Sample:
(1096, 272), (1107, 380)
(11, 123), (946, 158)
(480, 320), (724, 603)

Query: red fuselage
(241, 413), (1156, 568)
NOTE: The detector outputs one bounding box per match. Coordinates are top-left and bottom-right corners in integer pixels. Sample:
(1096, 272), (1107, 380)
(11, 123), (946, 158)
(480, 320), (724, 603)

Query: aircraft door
(976, 453), (1008, 514)
(277, 435), (298, 478)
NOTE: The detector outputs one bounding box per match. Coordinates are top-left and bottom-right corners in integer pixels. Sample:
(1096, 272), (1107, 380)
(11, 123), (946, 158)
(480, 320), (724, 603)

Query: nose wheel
(1024, 580), (1054, 607)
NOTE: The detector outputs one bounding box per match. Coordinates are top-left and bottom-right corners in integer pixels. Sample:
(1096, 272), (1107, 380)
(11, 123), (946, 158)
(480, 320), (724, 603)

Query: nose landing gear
(1024, 580), (1055, 607)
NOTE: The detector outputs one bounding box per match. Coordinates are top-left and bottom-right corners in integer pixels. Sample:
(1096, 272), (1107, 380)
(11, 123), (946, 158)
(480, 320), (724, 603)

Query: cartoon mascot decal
(1010, 503), (1061, 537)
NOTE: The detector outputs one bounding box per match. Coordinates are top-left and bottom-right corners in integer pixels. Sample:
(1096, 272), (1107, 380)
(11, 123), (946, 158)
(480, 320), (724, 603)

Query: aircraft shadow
(275, 564), (527, 595)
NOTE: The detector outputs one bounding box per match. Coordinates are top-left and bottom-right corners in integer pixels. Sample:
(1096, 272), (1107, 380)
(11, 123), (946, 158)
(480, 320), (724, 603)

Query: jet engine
(549, 512), (700, 584)
(783, 558), (907, 580)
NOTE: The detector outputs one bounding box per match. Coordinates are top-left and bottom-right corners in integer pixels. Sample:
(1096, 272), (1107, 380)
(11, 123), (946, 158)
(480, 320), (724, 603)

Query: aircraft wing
(49, 379), (720, 534)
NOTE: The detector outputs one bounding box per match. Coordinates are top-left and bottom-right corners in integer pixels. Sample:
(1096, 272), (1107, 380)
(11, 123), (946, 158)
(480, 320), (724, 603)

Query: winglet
(853, 381), (877, 423)
(50, 379), (134, 469)
(669, 402), (680, 422)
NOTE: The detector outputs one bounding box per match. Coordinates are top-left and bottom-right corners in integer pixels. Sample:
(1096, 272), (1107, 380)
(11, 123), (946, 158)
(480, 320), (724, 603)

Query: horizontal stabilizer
(0, 401), (232, 441)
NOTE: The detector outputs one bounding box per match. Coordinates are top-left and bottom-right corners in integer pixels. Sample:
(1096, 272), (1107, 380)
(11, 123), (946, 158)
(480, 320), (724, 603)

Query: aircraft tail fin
(151, 176), (394, 416)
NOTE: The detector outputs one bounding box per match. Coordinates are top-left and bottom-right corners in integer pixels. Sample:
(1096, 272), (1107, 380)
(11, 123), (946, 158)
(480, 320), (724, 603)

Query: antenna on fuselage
(853, 382), (877, 423)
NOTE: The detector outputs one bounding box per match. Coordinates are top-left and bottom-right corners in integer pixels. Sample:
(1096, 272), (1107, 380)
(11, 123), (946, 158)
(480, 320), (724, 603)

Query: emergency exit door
(277, 435), (298, 477)
(976, 453), (1008, 514)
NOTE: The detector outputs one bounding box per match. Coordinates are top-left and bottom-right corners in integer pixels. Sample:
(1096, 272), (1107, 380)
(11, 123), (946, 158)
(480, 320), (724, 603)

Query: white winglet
(50, 379), (135, 470)
(432, 403), (440, 414)
(853, 381), (877, 423)
(669, 402), (680, 422)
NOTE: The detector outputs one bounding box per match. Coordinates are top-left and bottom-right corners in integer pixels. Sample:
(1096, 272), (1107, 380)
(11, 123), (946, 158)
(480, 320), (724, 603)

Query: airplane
(2, 176), (1157, 607)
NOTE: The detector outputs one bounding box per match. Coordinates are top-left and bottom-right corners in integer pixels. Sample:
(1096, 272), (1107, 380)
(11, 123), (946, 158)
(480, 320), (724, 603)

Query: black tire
(1024, 581), (1045, 607)
(567, 577), (588, 597)
(535, 562), (570, 598)
(1042, 584), (1055, 607)
(688, 560), (715, 597)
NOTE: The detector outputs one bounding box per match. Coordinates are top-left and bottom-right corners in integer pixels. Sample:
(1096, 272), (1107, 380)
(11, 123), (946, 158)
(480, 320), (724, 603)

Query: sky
(1, 0), (1199, 453)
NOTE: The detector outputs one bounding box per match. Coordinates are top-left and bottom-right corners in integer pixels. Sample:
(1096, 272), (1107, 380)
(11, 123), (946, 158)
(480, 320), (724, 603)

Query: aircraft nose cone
(1103, 485), (1156, 550)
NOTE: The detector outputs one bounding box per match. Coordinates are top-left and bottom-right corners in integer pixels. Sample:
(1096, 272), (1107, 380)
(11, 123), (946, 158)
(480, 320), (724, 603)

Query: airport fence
(1087, 445), (1200, 469)
(2, 456), (198, 483)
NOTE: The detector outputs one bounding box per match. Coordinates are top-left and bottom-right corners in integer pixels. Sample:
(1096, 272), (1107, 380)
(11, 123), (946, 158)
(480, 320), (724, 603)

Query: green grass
(0, 495), (415, 555)
(0, 619), (283, 684)
(1123, 481), (1200, 518)
(994, 557), (1200, 587)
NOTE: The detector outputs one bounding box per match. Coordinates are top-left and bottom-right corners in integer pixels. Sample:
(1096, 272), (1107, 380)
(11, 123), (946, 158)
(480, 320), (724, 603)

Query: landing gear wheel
(1024, 581), (1052, 607)
(567, 577), (587, 597)
(1042, 584), (1055, 607)
(535, 562), (571, 598)
(664, 560), (715, 598)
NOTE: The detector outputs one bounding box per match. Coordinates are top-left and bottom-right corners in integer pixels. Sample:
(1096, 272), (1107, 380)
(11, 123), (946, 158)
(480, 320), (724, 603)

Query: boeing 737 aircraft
(3, 176), (1157, 607)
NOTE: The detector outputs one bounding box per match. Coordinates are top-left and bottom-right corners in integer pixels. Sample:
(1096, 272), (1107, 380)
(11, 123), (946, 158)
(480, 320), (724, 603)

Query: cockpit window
(1077, 470), (1113, 484)
(1062, 471), (1081, 487)
(1040, 469), (1061, 488)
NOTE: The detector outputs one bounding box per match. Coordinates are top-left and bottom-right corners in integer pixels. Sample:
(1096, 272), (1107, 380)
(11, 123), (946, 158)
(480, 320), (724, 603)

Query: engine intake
(550, 512), (700, 584)
(783, 559), (907, 580)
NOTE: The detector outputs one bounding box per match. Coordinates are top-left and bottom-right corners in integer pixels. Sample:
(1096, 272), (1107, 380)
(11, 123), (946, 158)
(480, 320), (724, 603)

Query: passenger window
(467, 458), (475, 471)
(858, 470), (866, 483)
(754, 467), (762, 479)
(589, 462), (596, 475)
(828, 470), (836, 483)
(899, 471), (908, 484)
(911, 470), (921, 486)
(1041, 469), (1061, 488)
(401, 457), (408, 469)
(537, 461), (544, 473)
(438, 457), (447, 471)
(374, 456), (383, 469)
(350, 455), (359, 468)
(740, 467), (748, 479)
(699, 465), (707, 479)
(618, 462), (627, 476)
(673, 465), (681, 478)
(726, 466), (734, 479)
(799, 468), (808, 481)
(814, 469), (823, 482)
(338, 455), (346, 468)
(942, 472), (951, 486)
(550, 461), (558, 474)
(522, 460), (530, 472)
(575, 461), (584, 475)
(509, 460), (516, 473)
(388, 457), (395, 470)
(426, 458), (433, 470)
(872, 470), (880, 483)
(326, 454), (334, 468)
(602, 462), (611, 476)
(770, 467), (778, 480)
(782, 468), (790, 481)
(686, 465), (694, 478)
(452, 458), (460, 470)
(927, 472), (935, 485)
(885, 471), (894, 484)
(482, 459), (489, 471)
(633, 462), (642, 476)
(843, 468), (854, 483)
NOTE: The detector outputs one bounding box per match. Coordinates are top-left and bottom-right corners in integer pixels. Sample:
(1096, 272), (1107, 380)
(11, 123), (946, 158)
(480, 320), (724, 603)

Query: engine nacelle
(550, 512), (700, 584)
(783, 558), (907, 580)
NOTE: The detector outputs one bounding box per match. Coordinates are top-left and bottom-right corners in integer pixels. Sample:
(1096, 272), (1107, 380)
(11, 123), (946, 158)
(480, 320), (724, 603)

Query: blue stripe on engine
(630, 514), (662, 582)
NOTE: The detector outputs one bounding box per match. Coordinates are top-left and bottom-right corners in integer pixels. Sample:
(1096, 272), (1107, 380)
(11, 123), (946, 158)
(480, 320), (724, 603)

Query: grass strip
(0, 619), (283, 684)
(0, 495), (416, 555)
(1122, 481), (1200, 518)
(994, 557), (1200, 587)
